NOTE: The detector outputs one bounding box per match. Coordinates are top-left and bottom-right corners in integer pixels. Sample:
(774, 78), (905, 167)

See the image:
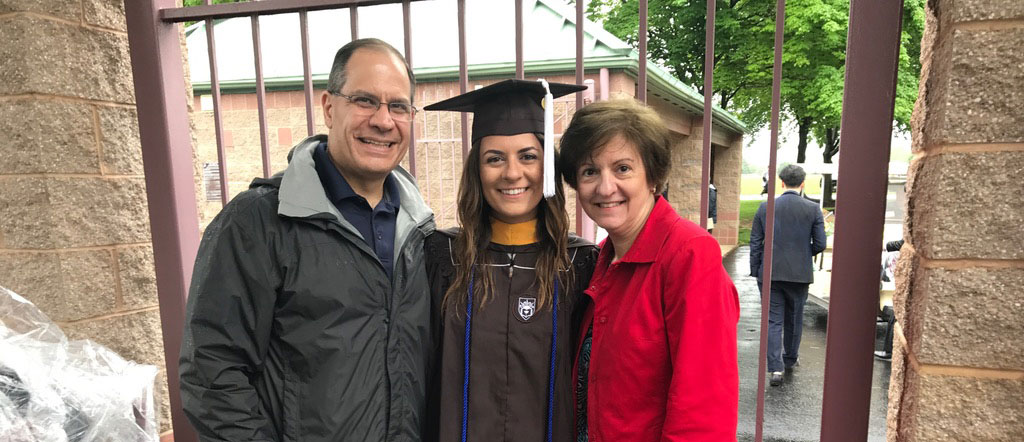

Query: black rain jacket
(179, 135), (435, 442)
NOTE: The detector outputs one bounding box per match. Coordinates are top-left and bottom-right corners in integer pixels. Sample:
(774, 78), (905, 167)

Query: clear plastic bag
(0, 286), (159, 442)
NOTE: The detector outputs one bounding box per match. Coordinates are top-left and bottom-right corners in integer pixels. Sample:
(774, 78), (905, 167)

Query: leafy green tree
(585, 0), (924, 166)
(811, 0), (923, 166)
(586, 0), (771, 112)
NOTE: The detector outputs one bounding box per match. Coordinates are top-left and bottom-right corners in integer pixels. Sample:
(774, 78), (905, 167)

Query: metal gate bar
(403, 0), (416, 176)
(698, 0), (716, 230)
(637, 0), (647, 103)
(250, 15), (272, 178)
(516, 0), (524, 80)
(350, 5), (359, 39)
(575, 1), (585, 112)
(299, 10), (316, 136)
(574, 0), (586, 236)
(820, 1), (905, 439)
(457, 0), (469, 158)
(123, 1), (202, 440)
(203, 1), (229, 205)
(162, 0), (418, 21)
(755, 0), (787, 439)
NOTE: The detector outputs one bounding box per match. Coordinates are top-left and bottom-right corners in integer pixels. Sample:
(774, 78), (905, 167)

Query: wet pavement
(724, 246), (891, 442)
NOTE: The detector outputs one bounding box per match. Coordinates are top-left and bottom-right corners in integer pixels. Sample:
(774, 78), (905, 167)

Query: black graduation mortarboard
(424, 79), (585, 143)
(424, 79), (586, 197)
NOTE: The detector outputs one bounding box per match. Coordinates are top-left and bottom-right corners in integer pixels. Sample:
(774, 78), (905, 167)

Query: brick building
(184, 0), (747, 246)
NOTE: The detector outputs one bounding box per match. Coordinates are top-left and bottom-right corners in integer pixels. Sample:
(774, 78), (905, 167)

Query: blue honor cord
(461, 272), (473, 442)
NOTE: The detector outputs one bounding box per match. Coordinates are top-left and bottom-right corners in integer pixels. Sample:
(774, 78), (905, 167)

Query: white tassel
(540, 79), (555, 198)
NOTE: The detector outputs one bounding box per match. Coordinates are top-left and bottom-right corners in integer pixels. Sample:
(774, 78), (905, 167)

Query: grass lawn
(737, 173), (826, 245)
(737, 199), (761, 245)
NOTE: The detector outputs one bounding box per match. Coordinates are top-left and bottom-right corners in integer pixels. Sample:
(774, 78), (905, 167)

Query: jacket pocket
(281, 371), (301, 442)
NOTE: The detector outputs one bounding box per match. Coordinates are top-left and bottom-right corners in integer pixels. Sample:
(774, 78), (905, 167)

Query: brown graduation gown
(424, 227), (597, 442)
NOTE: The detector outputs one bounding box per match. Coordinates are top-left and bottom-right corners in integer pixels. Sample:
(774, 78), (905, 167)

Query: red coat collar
(601, 196), (680, 265)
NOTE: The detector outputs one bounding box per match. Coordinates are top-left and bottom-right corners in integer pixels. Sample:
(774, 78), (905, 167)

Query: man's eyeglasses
(329, 91), (417, 123)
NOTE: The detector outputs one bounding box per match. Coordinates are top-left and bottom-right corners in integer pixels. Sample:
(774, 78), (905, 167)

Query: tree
(587, 0), (773, 116)
(585, 0), (924, 167)
(810, 0), (923, 206)
(812, 0), (924, 165)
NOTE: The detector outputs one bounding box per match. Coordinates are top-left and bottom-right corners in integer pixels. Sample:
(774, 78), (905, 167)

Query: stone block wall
(889, 0), (1024, 440)
(665, 115), (742, 247)
(712, 135), (743, 246)
(0, 0), (171, 435)
(668, 127), (703, 223)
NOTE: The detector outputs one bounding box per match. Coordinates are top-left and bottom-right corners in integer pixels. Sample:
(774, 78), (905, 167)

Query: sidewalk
(723, 246), (891, 442)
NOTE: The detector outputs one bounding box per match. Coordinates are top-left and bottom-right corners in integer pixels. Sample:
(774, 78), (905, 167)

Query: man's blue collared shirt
(313, 142), (400, 280)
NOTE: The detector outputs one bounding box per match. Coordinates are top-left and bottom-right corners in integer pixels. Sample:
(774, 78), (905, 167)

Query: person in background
(749, 164), (827, 387)
(875, 239), (905, 361)
(708, 182), (718, 233)
(423, 79), (598, 442)
(179, 39), (435, 441)
(559, 99), (740, 441)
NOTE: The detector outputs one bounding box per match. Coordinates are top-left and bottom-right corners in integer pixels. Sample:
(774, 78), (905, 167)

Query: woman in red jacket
(559, 99), (740, 441)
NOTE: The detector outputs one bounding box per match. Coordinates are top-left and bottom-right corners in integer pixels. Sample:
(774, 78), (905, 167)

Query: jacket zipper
(383, 217), (434, 441)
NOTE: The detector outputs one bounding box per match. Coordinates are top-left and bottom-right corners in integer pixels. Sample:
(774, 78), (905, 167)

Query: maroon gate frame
(123, 0), (904, 440)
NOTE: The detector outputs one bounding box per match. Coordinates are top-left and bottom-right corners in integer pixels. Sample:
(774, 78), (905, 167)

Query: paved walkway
(724, 246), (891, 442)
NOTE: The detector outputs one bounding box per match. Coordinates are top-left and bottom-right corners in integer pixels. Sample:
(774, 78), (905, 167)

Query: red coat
(577, 196), (739, 441)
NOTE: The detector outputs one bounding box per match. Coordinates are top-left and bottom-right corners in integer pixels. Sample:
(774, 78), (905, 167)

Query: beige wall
(889, 0), (1024, 440)
(0, 0), (171, 435)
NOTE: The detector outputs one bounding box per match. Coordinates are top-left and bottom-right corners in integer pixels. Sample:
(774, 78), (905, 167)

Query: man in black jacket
(179, 39), (435, 441)
(749, 165), (826, 386)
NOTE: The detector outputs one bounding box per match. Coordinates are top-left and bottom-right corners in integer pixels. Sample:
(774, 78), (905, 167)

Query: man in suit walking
(750, 164), (827, 386)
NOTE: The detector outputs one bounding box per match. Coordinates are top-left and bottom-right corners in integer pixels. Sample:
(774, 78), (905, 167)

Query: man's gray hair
(326, 38), (416, 100)
(778, 164), (806, 188)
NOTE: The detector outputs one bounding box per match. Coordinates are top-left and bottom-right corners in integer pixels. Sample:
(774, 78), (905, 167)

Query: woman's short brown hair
(558, 99), (672, 193)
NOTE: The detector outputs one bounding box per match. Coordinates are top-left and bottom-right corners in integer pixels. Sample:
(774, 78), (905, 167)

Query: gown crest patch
(517, 297), (537, 321)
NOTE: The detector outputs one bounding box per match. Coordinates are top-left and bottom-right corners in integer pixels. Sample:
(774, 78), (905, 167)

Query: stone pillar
(889, 1), (1024, 440)
(0, 0), (171, 435)
(667, 116), (707, 224)
(712, 135), (743, 246)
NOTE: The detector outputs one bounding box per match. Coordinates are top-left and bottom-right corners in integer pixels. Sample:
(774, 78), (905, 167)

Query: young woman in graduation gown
(422, 80), (598, 442)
